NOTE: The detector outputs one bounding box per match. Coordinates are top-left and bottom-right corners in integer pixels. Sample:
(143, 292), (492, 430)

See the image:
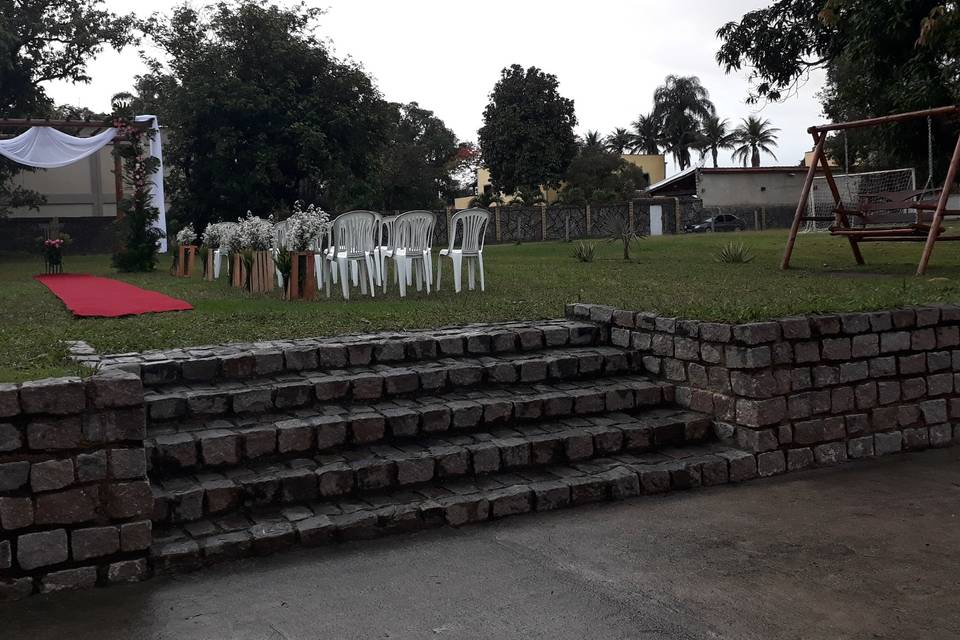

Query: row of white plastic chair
(210, 208), (490, 299)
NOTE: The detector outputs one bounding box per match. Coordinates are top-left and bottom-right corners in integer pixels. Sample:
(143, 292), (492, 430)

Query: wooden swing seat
(782, 104), (960, 275)
(829, 223), (942, 239)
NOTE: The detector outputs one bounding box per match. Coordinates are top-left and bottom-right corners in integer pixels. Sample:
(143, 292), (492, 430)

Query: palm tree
(696, 116), (735, 168)
(605, 128), (633, 154)
(731, 116), (780, 167)
(581, 130), (604, 152)
(630, 113), (662, 155)
(652, 75), (715, 170)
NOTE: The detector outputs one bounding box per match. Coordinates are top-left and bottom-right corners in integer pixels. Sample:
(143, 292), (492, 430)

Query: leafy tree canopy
(377, 101), (458, 211)
(560, 146), (649, 206)
(717, 0), (960, 176)
(137, 2), (392, 231)
(0, 0), (133, 215)
(652, 75), (715, 170)
(478, 64), (578, 194)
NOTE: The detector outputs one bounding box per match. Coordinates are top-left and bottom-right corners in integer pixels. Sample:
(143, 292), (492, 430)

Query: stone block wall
(568, 303), (960, 476)
(0, 369), (151, 602)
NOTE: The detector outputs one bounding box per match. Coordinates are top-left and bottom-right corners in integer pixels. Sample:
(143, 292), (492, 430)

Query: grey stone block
(18, 529), (68, 570)
(108, 558), (149, 583)
(489, 485), (533, 518)
(40, 567), (97, 594)
(0, 383), (20, 418)
(814, 442), (847, 466)
(786, 447), (814, 471)
(121, 520), (152, 552)
(756, 451), (785, 477)
(27, 416), (82, 450)
(847, 436), (875, 459)
(251, 521), (296, 554)
(0, 496), (33, 529)
(0, 422), (21, 452)
(20, 377), (85, 415)
(532, 480), (571, 510)
(72, 525), (120, 561)
(395, 455), (435, 485)
(0, 460), (30, 491)
(102, 481), (153, 519)
(30, 458), (75, 492)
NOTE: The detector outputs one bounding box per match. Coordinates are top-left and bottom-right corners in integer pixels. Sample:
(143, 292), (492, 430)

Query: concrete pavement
(5, 448), (960, 639)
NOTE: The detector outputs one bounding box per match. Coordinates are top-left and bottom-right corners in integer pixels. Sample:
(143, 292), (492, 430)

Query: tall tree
(696, 116), (735, 168)
(732, 116), (780, 167)
(0, 0), (133, 216)
(716, 0), (959, 177)
(138, 2), (390, 231)
(605, 128), (633, 154)
(376, 102), (458, 210)
(581, 130), (605, 152)
(560, 146), (649, 206)
(652, 75), (716, 170)
(630, 113), (662, 155)
(478, 64), (578, 194)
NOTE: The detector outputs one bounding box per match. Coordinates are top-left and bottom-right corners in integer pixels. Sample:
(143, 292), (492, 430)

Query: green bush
(573, 241), (596, 263)
(716, 241), (754, 264)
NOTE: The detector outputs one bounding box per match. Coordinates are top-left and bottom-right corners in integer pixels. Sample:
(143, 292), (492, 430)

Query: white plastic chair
(323, 210), (378, 299)
(374, 215), (397, 292)
(436, 208), (489, 293)
(213, 249), (226, 279)
(386, 210), (436, 297)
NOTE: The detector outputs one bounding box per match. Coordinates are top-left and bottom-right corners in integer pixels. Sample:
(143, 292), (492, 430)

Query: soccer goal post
(801, 168), (916, 232)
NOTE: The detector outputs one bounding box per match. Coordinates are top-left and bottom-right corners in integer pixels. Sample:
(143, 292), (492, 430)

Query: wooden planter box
(287, 251), (317, 300)
(176, 245), (198, 277)
(204, 250), (216, 281)
(232, 251), (275, 293)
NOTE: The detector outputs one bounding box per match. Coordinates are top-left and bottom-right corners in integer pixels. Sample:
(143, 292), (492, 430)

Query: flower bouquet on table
(39, 234), (71, 274)
(235, 212), (275, 293)
(201, 221), (235, 281)
(172, 226), (199, 277)
(284, 201), (330, 300)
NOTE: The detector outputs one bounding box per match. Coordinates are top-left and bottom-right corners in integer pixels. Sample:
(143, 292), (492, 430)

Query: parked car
(685, 214), (747, 233)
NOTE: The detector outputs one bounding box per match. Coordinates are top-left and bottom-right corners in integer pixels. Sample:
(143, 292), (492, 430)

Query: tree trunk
(751, 146), (760, 167)
(712, 147), (718, 168)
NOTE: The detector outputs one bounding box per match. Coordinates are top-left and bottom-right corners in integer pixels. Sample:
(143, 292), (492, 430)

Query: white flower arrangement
(237, 211), (274, 251)
(201, 221), (232, 249)
(175, 226), (197, 246)
(287, 201), (331, 251)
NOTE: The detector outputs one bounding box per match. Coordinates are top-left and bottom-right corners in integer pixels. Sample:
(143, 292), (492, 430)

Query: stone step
(149, 441), (755, 574)
(117, 320), (605, 387)
(149, 407), (713, 525)
(145, 375), (673, 473)
(144, 344), (633, 424)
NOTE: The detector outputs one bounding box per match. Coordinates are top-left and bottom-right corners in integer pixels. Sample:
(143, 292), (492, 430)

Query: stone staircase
(138, 320), (748, 572)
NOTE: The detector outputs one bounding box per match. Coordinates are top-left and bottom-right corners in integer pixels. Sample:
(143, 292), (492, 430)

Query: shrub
(607, 217), (645, 261)
(573, 241), (596, 263)
(716, 241), (754, 264)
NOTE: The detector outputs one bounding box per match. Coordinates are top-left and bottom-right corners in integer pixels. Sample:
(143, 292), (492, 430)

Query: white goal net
(802, 168), (916, 232)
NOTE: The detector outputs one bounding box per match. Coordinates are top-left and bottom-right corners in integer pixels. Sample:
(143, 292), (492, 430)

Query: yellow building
(802, 148), (839, 168)
(455, 153), (666, 210)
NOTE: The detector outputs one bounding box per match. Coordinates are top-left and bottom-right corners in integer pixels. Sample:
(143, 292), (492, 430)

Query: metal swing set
(781, 105), (960, 275)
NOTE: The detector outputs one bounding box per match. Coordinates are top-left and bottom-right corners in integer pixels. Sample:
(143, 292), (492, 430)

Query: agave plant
(716, 241), (754, 264)
(607, 217), (646, 261)
(573, 241), (596, 263)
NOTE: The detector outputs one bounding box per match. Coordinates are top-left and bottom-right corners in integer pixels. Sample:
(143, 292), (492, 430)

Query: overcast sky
(45, 0), (827, 177)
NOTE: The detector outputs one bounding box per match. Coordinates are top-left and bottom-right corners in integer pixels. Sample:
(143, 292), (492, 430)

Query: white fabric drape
(0, 116), (169, 253)
(0, 126), (117, 168)
(134, 115), (168, 253)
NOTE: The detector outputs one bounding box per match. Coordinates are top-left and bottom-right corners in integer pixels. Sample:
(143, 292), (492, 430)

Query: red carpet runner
(35, 274), (193, 318)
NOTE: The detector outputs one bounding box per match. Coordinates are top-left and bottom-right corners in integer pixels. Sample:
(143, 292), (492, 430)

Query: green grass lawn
(3, 229), (960, 382)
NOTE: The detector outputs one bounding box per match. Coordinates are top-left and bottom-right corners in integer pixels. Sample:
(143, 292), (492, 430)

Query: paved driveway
(6, 448), (960, 639)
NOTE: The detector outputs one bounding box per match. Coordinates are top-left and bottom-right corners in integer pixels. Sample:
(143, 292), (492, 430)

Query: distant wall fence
(437, 198), (681, 246)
